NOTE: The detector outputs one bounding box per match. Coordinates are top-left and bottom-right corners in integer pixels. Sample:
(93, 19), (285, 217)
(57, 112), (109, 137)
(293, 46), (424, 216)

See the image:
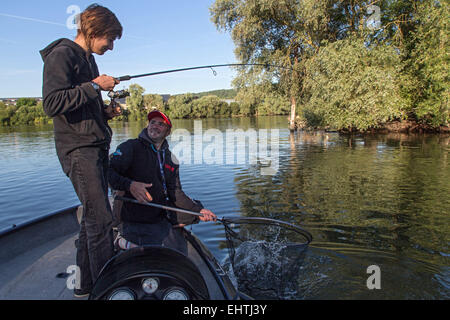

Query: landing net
(220, 217), (312, 299)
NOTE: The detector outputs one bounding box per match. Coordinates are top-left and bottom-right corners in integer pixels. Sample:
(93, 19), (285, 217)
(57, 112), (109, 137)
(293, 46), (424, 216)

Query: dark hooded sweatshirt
(40, 38), (112, 170)
(108, 129), (202, 226)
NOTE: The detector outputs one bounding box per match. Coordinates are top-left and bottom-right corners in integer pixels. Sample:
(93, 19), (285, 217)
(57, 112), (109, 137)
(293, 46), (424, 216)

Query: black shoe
(74, 288), (91, 298)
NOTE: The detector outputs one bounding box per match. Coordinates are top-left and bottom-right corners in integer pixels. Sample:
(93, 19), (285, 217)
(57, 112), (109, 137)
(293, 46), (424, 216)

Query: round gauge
(163, 288), (189, 300)
(142, 278), (159, 294)
(108, 288), (135, 300)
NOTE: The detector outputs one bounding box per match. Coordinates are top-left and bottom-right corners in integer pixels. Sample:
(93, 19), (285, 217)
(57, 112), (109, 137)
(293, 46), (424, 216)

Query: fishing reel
(108, 89), (130, 102)
(107, 89), (129, 114)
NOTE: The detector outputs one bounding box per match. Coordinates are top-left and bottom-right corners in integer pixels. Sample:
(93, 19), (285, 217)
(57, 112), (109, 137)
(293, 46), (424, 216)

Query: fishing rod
(115, 195), (210, 219)
(108, 63), (293, 107)
(115, 63), (292, 82)
(114, 195), (313, 244)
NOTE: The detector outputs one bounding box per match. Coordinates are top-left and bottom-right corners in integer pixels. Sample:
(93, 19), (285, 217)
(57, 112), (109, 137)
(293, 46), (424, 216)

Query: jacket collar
(40, 38), (93, 63)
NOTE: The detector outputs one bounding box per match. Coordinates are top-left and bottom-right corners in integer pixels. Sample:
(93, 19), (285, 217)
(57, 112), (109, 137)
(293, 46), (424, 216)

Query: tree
(126, 83), (145, 111)
(234, 81), (289, 116)
(210, 0), (403, 129)
(401, 1), (449, 126)
(211, 0), (448, 130)
(192, 95), (228, 118)
(16, 98), (37, 108)
(302, 35), (407, 130)
(230, 102), (241, 116)
(126, 84), (146, 121)
(257, 91), (290, 116)
(210, 0), (310, 129)
(143, 94), (165, 112)
(167, 94), (195, 119)
(0, 102), (13, 125)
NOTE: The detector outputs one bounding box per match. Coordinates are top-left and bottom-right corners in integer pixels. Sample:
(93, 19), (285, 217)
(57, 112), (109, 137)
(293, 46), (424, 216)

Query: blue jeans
(64, 147), (114, 291)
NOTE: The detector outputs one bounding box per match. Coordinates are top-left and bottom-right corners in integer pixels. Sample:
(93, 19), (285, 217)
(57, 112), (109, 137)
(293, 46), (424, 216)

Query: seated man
(108, 110), (216, 253)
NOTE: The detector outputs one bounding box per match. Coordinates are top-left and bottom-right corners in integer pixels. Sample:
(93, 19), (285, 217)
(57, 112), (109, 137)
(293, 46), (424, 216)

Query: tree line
(0, 87), (285, 127)
(113, 84), (290, 122)
(0, 98), (50, 126)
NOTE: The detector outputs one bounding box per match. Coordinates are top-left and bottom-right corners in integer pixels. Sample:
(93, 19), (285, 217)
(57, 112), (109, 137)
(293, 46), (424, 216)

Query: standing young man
(40, 4), (123, 297)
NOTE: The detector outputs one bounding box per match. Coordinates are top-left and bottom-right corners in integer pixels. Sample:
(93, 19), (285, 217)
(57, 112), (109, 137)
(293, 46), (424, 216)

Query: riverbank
(343, 120), (450, 134)
(296, 118), (450, 134)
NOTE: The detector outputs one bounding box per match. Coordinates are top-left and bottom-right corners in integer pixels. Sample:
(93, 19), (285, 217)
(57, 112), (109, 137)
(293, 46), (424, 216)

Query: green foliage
(257, 92), (290, 116)
(0, 102), (15, 125)
(230, 102), (241, 116)
(234, 82), (290, 116)
(192, 95), (230, 118)
(124, 83), (147, 121)
(302, 35), (406, 130)
(126, 83), (145, 112)
(193, 89), (237, 99)
(234, 86), (259, 116)
(211, 0), (310, 100)
(0, 100), (51, 126)
(210, 0), (396, 118)
(143, 94), (165, 111)
(109, 88), (249, 122)
(211, 0), (449, 130)
(166, 94), (194, 119)
(16, 98), (37, 108)
(401, 1), (449, 126)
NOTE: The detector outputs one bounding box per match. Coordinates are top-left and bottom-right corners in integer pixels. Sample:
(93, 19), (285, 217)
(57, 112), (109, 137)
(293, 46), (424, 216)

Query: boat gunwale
(0, 204), (80, 238)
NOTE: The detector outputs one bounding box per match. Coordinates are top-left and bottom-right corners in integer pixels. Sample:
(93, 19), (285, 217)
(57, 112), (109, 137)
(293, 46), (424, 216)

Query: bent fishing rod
(115, 195), (313, 244)
(115, 63), (292, 82)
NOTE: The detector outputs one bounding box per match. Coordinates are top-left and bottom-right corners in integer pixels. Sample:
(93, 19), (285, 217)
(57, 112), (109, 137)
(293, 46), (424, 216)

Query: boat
(0, 203), (250, 300)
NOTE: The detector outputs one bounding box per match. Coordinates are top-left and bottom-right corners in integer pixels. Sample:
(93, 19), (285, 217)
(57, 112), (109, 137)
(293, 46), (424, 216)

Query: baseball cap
(147, 110), (172, 128)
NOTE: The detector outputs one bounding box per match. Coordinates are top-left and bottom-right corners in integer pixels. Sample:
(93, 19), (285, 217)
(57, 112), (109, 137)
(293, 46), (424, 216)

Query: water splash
(223, 240), (308, 299)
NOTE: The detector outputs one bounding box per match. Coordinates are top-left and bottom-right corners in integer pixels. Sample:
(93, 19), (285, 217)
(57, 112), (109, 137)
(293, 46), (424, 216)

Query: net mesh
(221, 217), (312, 299)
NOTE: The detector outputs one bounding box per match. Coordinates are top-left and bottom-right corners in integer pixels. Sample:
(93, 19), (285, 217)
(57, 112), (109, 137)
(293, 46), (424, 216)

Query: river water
(0, 116), (448, 299)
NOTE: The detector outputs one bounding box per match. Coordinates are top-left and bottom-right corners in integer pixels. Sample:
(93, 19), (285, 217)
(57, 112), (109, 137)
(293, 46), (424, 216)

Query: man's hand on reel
(104, 100), (122, 119)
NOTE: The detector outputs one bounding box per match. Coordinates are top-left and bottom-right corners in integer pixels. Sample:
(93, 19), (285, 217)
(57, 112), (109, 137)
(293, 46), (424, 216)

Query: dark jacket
(108, 129), (202, 225)
(40, 38), (112, 166)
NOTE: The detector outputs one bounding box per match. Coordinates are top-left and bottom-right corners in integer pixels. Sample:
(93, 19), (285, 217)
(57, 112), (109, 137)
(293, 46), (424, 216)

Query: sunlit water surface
(0, 117), (448, 299)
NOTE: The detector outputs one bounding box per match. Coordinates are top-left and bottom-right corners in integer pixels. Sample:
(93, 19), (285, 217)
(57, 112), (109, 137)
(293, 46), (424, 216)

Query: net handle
(115, 196), (313, 244)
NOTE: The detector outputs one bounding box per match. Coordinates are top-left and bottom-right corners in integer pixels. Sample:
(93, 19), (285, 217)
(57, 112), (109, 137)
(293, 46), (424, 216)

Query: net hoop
(220, 216), (313, 245)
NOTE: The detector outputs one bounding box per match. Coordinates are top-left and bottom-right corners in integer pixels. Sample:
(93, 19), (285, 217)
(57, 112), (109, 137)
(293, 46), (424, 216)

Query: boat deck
(0, 206), (82, 300)
(0, 233), (78, 299)
(0, 204), (234, 300)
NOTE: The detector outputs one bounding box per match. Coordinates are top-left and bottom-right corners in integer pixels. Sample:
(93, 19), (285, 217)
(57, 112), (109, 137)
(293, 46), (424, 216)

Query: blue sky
(0, 0), (237, 98)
